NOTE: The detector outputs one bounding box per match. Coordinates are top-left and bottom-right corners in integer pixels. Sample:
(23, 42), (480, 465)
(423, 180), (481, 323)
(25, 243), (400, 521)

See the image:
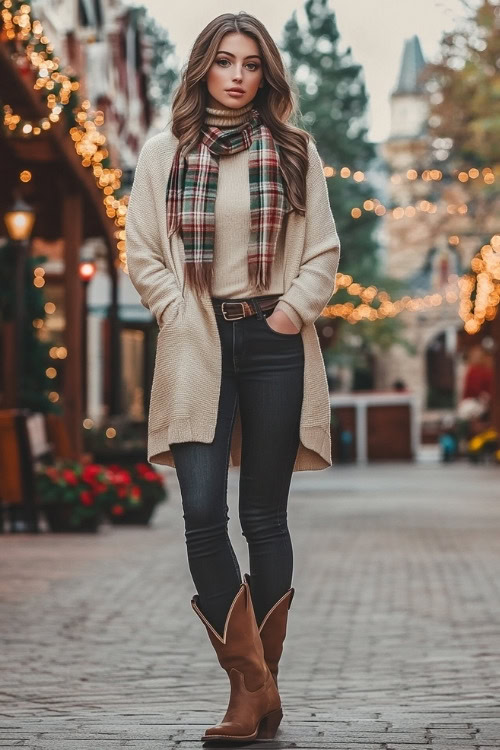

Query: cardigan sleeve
(274, 138), (341, 329)
(125, 137), (184, 326)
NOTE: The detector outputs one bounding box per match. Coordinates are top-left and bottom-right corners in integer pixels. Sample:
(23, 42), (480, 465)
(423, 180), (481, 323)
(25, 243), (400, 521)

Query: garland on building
(0, 0), (498, 332)
(0, 0), (127, 267)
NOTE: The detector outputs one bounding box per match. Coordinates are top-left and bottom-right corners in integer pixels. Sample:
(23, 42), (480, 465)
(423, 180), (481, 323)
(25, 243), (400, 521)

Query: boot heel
(257, 707), (283, 739)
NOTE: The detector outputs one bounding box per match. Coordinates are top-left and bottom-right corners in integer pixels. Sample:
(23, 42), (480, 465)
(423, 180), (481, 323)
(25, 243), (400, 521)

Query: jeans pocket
(260, 311), (301, 337)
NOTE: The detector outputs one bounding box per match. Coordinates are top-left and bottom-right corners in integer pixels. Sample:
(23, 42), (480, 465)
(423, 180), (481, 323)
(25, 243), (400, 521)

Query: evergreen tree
(281, 0), (378, 282)
(280, 0), (410, 384)
(0, 243), (58, 413)
(131, 5), (178, 111)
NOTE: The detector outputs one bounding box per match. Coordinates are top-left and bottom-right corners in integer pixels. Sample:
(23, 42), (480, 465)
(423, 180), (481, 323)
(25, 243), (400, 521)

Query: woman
(126, 11), (341, 743)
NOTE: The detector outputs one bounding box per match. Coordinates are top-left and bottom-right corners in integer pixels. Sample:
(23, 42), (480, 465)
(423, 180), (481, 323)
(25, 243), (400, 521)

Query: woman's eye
(215, 59), (260, 71)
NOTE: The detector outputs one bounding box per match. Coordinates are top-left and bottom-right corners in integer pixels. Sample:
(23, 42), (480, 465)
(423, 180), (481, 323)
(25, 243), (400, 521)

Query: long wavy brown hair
(168, 11), (311, 216)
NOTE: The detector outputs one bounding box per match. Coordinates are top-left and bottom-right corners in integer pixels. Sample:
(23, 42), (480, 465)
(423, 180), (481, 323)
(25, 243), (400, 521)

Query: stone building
(28, 0), (159, 426)
(376, 35), (486, 433)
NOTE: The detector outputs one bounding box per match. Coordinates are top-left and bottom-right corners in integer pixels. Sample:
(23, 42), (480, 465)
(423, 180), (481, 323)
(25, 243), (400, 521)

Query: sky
(132, 0), (471, 143)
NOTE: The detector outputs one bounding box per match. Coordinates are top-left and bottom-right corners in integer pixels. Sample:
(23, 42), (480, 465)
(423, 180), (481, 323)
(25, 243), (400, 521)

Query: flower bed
(100, 463), (167, 525)
(36, 460), (168, 532)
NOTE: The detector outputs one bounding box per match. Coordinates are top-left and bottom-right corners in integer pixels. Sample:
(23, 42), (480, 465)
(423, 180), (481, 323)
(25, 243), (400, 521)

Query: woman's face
(205, 32), (264, 110)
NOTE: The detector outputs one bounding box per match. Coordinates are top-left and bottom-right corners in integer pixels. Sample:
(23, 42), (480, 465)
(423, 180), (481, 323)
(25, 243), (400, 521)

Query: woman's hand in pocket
(265, 309), (301, 335)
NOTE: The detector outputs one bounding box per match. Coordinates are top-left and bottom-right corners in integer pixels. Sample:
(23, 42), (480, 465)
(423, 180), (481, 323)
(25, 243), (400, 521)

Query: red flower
(117, 486), (128, 499)
(130, 485), (142, 502)
(111, 504), (124, 516)
(80, 490), (94, 506)
(109, 469), (131, 485)
(62, 469), (78, 486)
(82, 464), (102, 483)
(144, 471), (158, 482)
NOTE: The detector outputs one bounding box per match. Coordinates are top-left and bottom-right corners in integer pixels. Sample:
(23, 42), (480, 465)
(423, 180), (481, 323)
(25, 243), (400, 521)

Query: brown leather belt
(211, 295), (281, 321)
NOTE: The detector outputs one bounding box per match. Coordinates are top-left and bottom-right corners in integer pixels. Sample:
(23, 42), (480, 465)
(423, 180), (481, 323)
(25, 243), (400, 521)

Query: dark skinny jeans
(170, 295), (304, 637)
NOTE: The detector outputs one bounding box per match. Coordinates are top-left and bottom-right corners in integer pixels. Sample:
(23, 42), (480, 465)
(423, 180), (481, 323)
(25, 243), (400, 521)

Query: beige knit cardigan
(125, 128), (341, 471)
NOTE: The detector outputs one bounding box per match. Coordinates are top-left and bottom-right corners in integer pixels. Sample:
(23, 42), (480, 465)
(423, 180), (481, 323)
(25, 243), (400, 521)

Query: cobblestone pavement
(1, 461), (500, 749)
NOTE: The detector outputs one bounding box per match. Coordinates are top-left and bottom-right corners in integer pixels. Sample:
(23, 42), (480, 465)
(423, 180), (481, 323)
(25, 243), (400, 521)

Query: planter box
(108, 496), (160, 526)
(42, 503), (102, 533)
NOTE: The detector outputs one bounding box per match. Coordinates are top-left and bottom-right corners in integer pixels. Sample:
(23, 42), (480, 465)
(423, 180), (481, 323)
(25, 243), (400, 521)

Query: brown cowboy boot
(244, 573), (295, 688)
(191, 578), (283, 742)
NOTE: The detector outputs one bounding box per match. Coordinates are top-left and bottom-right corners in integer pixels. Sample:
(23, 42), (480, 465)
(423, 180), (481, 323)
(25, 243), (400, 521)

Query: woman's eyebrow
(216, 50), (261, 59)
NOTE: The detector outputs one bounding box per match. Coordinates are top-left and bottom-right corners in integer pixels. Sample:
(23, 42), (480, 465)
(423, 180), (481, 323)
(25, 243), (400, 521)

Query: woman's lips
(226, 90), (245, 97)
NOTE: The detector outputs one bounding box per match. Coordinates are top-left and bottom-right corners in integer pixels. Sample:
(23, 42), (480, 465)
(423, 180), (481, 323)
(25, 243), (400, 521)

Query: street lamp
(3, 196), (37, 533)
(3, 196), (36, 408)
(4, 198), (36, 241)
(78, 260), (97, 413)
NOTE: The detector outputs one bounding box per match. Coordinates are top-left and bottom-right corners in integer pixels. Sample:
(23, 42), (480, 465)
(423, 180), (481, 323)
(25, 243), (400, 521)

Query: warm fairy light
(48, 392), (59, 403)
(44, 302), (56, 314)
(45, 367), (57, 378)
(2, 0), (497, 332)
(83, 418), (94, 429)
(106, 427), (117, 439)
(1, 0), (126, 266)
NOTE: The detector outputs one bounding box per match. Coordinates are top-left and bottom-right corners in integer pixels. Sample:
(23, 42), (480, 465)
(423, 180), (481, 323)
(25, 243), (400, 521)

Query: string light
(2, 1), (497, 334)
(320, 235), (499, 331)
(458, 235), (500, 333)
(321, 272), (459, 324)
(1, 0), (127, 266)
(348, 198), (469, 219)
(323, 164), (496, 186)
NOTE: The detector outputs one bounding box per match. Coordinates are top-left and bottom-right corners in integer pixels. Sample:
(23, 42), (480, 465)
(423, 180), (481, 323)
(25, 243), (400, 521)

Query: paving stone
(1, 462), (500, 749)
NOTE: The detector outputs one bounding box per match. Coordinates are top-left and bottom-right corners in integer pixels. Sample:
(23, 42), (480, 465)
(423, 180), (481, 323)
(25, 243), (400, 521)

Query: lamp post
(3, 197), (38, 533)
(4, 197), (36, 408)
(79, 260), (97, 414)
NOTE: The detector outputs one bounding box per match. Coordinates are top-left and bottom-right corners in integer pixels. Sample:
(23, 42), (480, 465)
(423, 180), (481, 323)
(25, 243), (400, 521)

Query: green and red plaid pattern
(166, 109), (292, 295)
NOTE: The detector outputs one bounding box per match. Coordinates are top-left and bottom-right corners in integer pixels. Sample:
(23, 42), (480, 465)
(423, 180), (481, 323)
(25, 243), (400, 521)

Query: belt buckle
(221, 301), (246, 321)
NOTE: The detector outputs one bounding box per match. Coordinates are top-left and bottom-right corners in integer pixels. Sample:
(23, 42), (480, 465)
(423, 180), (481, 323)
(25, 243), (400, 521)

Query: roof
(393, 35), (426, 96)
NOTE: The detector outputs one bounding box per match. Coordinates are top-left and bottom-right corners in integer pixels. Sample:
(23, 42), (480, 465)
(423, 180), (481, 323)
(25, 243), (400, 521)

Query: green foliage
(281, 0), (377, 280)
(0, 242), (57, 413)
(35, 460), (108, 528)
(36, 459), (167, 529)
(280, 0), (408, 365)
(422, 0), (500, 167)
(129, 4), (178, 110)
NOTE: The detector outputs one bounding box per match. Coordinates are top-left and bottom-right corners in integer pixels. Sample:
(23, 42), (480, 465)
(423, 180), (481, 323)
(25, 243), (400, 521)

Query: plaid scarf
(166, 109), (292, 296)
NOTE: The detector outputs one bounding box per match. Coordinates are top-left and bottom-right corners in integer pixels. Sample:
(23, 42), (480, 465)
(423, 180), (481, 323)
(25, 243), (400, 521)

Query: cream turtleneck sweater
(203, 101), (302, 329)
(126, 114), (341, 470)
